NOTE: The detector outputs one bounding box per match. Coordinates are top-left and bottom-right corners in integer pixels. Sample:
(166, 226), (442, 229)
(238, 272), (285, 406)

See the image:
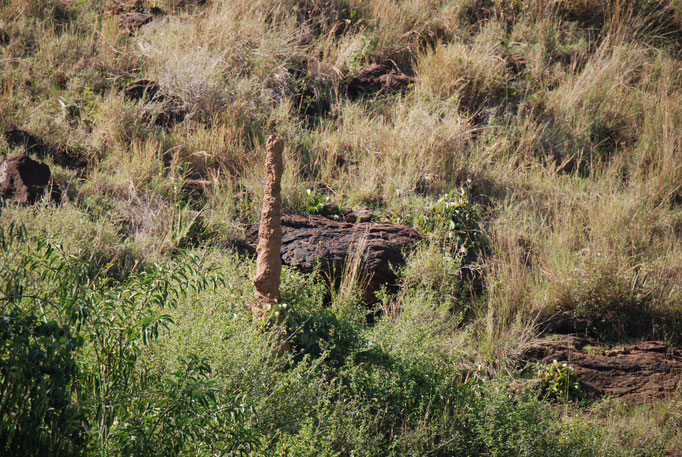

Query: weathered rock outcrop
(348, 63), (415, 98)
(522, 335), (682, 404)
(252, 135), (285, 320)
(106, 0), (144, 14)
(0, 154), (57, 205)
(246, 214), (423, 302)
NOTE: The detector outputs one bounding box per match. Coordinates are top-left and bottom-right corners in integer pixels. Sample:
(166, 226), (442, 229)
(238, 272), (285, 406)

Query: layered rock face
(522, 336), (682, 404)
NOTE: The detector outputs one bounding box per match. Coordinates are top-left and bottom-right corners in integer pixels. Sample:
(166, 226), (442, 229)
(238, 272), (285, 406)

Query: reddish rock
(246, 214), (423, 302)
(343, 209), (373, 223)
(522, 336), (682, 404)
(181, 179), (211, 197)
(348, 63), (415, 98)
(0, 154), (57, 205)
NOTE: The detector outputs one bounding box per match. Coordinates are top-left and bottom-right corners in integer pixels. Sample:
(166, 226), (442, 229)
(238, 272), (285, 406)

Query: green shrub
(109, 355), (261, 457)
(537, 360), (584, 404)
(300, 188), (327, 214)
(414, 188), (483, 251)
(0, 223), (230, 454)
(0, 312), (85, 457)
(282, 267), (361, 365)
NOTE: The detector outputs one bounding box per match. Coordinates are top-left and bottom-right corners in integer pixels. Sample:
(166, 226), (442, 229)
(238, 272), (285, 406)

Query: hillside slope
(1, 1), (681, 456)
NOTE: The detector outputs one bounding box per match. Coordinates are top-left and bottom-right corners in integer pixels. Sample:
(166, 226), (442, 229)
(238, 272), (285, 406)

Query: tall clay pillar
(252, 135), (284, 321)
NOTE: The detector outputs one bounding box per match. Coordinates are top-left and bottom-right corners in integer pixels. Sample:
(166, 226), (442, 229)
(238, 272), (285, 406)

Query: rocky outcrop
(348, 63), (415, 98)
(246, 214), (423, 303)
(0, 154), (57, 205)
(252, 135), (285, 320)
(522, 335), (682, 404)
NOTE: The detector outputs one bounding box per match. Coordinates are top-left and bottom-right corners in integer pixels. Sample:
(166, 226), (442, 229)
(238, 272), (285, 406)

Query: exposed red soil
(347, 63), (415, 98)
(115, 12), (153, 31)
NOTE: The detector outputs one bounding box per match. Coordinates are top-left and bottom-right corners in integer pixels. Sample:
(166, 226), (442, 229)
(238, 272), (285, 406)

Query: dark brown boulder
(348, 63), (415, 98)
(0, 154), (57, 205)
(246, 214), (423, 302)
(521, 336), (682, 404)
(343, 209), (373, 223)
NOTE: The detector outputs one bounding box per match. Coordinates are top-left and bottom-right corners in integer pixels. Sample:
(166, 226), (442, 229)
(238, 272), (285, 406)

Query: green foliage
(0, 312), (85, 457)
(537, 360), (584, 404)
(414, 188), (483, 251)
(298, 188), (328, 215)
(401, 243), (464, 302)
(109, 355), (260, 457)
(2, 0), (682, 454)
(281, 267), (359, 365)
(0, 223), (258, 455)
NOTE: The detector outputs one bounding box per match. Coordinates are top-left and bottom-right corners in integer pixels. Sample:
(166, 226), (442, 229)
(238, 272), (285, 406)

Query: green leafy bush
(0, 223), (257, 455)
(414, 188), (483, 251)
(109, 355), (260, 457)
(0, 312), (85, 457)
(537, 360), (584, 404)
(299, 188), (328, 215)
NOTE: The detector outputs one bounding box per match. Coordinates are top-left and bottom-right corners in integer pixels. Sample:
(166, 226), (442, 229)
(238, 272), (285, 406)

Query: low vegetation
(1, 0), (681, 455)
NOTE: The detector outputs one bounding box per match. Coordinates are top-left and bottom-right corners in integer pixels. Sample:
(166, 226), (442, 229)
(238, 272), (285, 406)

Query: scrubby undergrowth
(1, 0), (682, 455)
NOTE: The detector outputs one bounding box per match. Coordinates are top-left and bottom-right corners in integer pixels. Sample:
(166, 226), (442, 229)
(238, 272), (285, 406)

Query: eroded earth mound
(121, 79), (186, 127)
(3, 126), (86, 169)
(115, 12), (153, 31)
(0, 154), (57, 205)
